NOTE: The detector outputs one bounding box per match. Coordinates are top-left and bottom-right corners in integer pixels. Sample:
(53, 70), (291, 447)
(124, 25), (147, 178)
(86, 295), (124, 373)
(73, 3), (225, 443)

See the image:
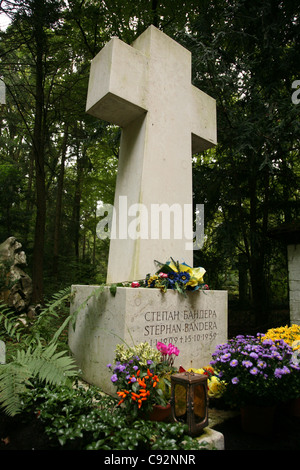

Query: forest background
(0, 0), (299, 332)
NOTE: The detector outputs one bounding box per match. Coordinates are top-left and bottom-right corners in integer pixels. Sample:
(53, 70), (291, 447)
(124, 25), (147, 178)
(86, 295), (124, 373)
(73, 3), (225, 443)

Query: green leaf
(109, 284), (117, 296)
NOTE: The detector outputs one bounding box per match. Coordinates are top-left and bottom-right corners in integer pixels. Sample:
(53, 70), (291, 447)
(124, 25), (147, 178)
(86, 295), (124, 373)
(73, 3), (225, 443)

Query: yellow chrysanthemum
(263, 324), (300, 350)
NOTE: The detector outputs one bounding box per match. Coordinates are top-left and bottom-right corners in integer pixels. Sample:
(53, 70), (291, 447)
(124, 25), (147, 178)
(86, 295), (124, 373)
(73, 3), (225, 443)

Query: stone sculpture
(0, 237), (33, 312)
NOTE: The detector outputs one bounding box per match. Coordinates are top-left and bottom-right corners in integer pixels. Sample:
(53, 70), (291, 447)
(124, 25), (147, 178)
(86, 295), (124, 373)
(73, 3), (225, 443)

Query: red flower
(131, 281), (140, 288)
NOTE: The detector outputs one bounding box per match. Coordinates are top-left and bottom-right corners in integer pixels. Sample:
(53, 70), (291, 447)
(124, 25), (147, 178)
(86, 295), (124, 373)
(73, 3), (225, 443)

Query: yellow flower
(186, 269), (205, 287)
(188, 367), (205, 374)
(187, 367), (225, 398)
(168, 261), (205, 278)
(208, 376), (225, 398)
(263, 324), (300, 350)
(166, 260), (188, 274)
(146, 275), (158, 287)
(172, 262), (206, 285)
(189, 267), (206, 283)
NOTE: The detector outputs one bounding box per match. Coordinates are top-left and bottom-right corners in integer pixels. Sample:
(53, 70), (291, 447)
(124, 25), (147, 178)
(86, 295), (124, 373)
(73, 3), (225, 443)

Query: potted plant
(210, 333), (300, 434)
(263, 324), (300, 416)
(107, 341), (180, 420)
(262, 324), (300, 350)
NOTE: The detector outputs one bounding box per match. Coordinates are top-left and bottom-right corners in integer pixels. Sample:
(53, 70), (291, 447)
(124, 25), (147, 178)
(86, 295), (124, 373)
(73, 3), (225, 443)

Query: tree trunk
(249, 255), (269, 330)
(72, 124), (86, 261)
(248, 164), (270, 330)
(31, 5), (46, 304)
(238, 253), (249, 308)
(72, 150), (84, 261)
(24, 151), (34, 246)
(73, 165), (82, 261)
(52, 124), (68, 277)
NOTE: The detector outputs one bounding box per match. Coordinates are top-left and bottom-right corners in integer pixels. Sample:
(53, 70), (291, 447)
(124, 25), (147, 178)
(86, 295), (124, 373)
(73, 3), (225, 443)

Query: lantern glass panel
(194, 384), (206, 423)
(174, 383), (187, 421)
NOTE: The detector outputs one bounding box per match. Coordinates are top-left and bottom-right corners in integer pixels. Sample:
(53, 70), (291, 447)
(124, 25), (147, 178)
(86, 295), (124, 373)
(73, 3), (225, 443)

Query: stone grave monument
(68, 26), (227, 394)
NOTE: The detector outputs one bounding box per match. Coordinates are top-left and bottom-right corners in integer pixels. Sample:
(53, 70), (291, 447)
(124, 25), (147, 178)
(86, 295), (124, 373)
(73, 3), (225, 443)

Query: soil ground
(214, 412), (300, 451)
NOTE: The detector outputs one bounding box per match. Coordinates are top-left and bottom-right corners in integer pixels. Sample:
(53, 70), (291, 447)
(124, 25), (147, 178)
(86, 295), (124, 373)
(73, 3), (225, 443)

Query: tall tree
(1, 0), (71, 301)
(1, 0), (298, 312)
(185, 0), (300, 328)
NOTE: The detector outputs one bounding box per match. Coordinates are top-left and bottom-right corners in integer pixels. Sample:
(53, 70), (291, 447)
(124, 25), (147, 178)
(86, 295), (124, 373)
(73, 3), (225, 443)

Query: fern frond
(0, 286), (80, 417)
(15, 344), (78, 385)
(32, 343), (78, 385)
(35, 286), (71, 327)
(24, 287), (72, 346)
(0, 344), (78, 416)
(0, 362), (32, 416)
(43, 286), (71, 311)
(0, 301), (22, 341)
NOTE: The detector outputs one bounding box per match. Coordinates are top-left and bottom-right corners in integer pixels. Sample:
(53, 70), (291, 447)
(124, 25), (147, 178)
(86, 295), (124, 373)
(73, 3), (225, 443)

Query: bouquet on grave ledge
(210, 333), (300, 408)
(142, 258), (208, 296)
(107, 341), (179, 419)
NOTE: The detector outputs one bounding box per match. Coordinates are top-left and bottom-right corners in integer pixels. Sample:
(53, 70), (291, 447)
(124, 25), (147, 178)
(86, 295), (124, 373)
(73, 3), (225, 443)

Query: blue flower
(178, 272), (191, 284)
(111, 374), (118, 383)
(232, 377), (239, 384)
(230, 359), (238, 367)
(167, 272), (179, 286)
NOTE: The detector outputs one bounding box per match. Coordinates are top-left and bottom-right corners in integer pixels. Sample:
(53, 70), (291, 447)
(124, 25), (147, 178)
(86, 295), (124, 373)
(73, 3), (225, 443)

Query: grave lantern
(170, 371), (208, 436)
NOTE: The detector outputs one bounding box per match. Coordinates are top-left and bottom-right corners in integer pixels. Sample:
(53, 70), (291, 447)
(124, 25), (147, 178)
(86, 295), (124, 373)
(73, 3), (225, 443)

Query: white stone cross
(86, 25), (217, 283)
